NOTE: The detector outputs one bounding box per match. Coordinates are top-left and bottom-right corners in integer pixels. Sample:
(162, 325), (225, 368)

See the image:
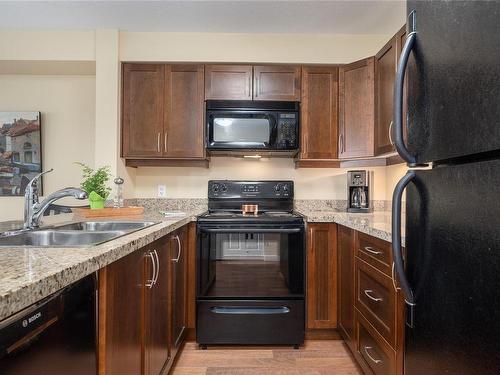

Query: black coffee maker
(347, 170), (372, 213)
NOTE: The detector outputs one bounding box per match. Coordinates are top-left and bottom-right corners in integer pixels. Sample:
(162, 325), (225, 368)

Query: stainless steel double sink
(0, 221), (158, 248)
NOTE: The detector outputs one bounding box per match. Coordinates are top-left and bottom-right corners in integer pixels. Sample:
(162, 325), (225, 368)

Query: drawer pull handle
(364, 289), (383, 302)
(363, 346), (383, 364)
(364, 246), (382, 255)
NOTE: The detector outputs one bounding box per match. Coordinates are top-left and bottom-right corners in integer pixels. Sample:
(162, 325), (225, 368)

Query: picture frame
(0, 112), (42, 196)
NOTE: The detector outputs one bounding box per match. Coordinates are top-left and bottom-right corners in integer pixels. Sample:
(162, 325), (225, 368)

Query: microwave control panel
(276, 113), (298, 149)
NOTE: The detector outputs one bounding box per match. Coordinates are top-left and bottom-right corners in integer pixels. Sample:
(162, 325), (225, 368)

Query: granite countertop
(0, 209), (205, 321)
(299, 209), (405, 245)
(0, 200), (403, 322)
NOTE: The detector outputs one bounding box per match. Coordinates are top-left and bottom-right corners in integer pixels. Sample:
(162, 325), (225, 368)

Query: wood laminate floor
(171, 340), (362, 375)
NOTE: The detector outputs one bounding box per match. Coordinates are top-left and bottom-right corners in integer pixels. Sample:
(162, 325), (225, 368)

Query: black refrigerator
(391, 2), (500, 375)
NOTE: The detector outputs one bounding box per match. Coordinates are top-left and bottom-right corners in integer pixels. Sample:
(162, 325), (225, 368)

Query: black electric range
(196, 180), (305, 348)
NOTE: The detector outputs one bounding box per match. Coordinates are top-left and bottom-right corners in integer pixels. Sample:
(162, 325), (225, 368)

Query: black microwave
(206, 100), (299, 155)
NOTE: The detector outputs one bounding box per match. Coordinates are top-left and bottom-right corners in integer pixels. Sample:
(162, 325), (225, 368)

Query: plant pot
(88, 191), (106, 210)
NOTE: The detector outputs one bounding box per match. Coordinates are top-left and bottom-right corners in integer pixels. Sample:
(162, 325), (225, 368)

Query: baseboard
(185, 327), (196, 341)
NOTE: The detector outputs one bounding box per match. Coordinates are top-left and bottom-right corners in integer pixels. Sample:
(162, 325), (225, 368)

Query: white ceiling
(0, 1), (406, 34)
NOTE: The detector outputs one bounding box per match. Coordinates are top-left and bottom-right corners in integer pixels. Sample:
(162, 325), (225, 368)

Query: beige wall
(135, 158), (394, 201)
(0, 30), (95, 61)
(0, 74), (96, 221)
(120, 32), (392, 63)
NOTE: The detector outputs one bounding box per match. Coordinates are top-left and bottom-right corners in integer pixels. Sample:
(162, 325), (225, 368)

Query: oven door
(206, 110), (278, 150)
(196, 224), (305, 299)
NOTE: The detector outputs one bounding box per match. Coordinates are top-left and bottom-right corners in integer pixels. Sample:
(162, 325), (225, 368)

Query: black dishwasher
(0, 273), (97, 375)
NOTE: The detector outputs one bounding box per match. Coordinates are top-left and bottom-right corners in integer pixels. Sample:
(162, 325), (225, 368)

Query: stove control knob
(212, 184), (220, 193)
(274, 184), (281, 192)
(282, 184), (289, 192)
(221, 184), (227, 192)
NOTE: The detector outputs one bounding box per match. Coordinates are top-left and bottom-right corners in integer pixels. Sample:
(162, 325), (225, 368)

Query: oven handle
(199, 228), (302, 234)
(210, 306), (290, 315)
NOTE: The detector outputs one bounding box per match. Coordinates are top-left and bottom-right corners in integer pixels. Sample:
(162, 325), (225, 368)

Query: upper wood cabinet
(307, 223), (338, 329)
(375, 24), (407, 156)
(396, 25), (408, 145)
(204, 65), (252, 100)
(299, 66), (339, 161)
(122, 63), (164, 157)
(339, 57), (376, 159)
(205, 64), (300, 101)
(164, 65), (205, 158)
(253, 65), (301, 101)
(375, 36), (398, 155)
(121, 63), (206, 165)
(338, 225), (355, 351)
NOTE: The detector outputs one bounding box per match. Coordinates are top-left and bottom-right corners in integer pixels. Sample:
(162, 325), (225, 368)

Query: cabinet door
(338, 225), (355, 349)
(253, 65), (301, 101)
(164, 65), (205, 158)
(122, 63), (164, 157)
(98, 247), (146, 375)
(144, 239), (171, 375)
(375, 36), (398, 155)
(307, 223), (338, 329)
(170, 226), (187, 355)
(339, 57), (375, 159)
(299, 66), (339, 160)
(395, 25), (408, 144)
(204, 65), (252, 100)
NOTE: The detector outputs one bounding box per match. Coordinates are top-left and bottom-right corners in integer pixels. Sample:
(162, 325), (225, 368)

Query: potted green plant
(76, 162), (112, 209)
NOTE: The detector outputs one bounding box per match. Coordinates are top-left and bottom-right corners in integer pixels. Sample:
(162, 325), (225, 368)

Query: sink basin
(0, 230), (128, 247)
(54, 221), (157, 232)
(0, 221), (159, 247)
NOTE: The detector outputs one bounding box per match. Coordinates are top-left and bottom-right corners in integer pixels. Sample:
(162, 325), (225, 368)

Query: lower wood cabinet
(356, 309), (397, 375)
(169, 225), (187, 358)
(98, 224), (191, 375)
(145, 238), (171, 375)
(306, 223), (338, 330)
(98, 245), (147, 375)
(337, 225), (404, 375)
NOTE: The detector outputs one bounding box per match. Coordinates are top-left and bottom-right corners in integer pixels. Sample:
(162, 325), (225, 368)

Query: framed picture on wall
(0, 112), (42, 196)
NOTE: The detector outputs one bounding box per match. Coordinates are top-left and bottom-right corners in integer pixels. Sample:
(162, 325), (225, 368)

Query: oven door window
(198, 229), (304, 299)
(208, 113), (277, 148)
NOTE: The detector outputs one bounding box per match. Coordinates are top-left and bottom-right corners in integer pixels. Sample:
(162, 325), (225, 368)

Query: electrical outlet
(157, 185), (167, 198)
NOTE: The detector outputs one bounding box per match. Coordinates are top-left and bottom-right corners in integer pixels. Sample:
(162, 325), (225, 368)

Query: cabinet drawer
(355, 257), (397, 347)
(356, 310), (396, 375)
(357, 232), (392, 276)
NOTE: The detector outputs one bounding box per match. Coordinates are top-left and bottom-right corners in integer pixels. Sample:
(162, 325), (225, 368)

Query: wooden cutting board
(72, 206), (144, 218)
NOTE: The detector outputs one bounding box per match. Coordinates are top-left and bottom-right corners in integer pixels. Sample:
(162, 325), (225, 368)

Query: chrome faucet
(24, 169), (88, 229)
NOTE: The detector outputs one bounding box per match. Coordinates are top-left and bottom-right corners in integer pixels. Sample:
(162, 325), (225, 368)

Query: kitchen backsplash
(126, 198), (392, 213)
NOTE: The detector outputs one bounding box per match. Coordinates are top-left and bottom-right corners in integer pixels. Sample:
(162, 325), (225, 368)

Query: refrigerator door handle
(392, 171), (416, 307)
(393, 10), (424, 167)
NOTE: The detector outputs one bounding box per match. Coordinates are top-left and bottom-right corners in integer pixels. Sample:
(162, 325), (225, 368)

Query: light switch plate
(157, 185), (167, 198)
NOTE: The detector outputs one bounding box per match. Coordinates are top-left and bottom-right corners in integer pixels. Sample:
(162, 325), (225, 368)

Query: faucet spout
(27, 187), (88, 229)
